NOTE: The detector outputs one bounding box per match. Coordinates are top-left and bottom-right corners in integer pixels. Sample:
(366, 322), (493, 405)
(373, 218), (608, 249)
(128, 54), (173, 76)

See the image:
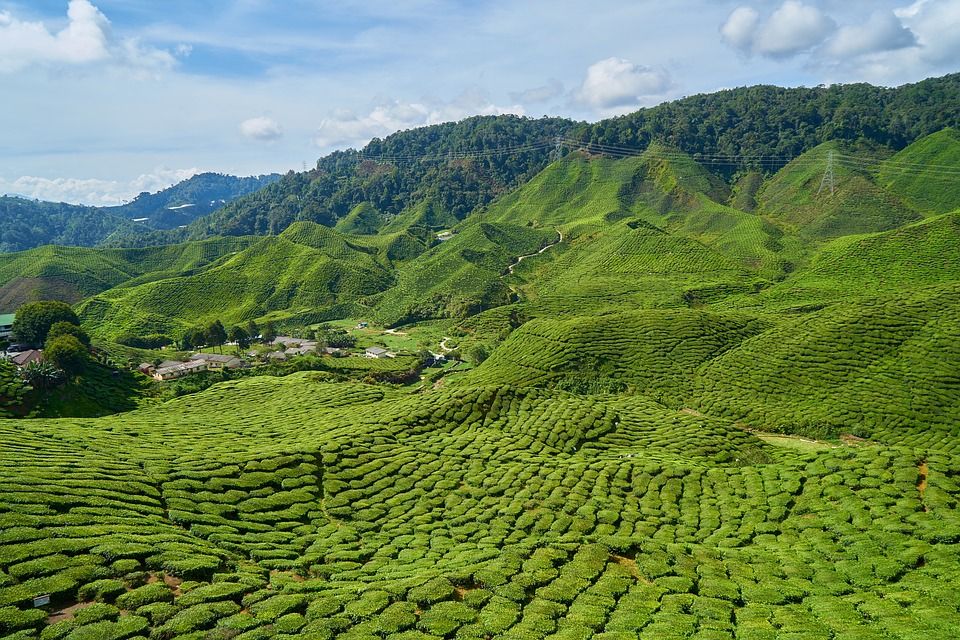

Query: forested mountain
(576, 73), (960, 176)
(185, 116), (575, 239)
(0, 172), (279, 252)
(147, 74), (960, 244)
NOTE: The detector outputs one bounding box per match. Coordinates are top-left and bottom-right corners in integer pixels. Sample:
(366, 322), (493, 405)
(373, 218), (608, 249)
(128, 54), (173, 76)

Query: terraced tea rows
(1, 373), (958, 639)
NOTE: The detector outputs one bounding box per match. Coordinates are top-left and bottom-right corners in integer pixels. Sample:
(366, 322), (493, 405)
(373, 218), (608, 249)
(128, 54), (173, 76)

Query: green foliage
(13, 301), (79, 347)
(47, 321), (91, 347)
(0, 360), (31, 417)
(43, 335), (89, 375)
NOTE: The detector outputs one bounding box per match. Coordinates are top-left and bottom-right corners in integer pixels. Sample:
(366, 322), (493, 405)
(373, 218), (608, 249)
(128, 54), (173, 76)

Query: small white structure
(365, 346), (390, 359)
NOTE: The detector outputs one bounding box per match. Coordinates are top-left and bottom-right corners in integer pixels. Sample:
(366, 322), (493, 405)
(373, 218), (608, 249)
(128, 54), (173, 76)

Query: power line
(817, 150), (835, 197)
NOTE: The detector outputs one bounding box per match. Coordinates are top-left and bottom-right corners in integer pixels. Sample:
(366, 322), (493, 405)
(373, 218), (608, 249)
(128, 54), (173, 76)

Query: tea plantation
(2, 126), (960, 639)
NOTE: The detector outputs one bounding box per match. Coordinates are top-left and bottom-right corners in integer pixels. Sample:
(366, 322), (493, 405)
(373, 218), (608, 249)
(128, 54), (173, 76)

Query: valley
(1, 76), (959, 640)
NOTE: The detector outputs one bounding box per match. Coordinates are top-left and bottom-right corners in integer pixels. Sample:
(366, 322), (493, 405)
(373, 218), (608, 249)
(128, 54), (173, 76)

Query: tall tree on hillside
(47, 321), (91, 347)
(206, 320), (228, 354)
(43, 335), (89, 375)
(12, 301), (80, 347)
(261, 321), (277, 344)
(245, 319), (260, 341)
(228, 326), (250, 351)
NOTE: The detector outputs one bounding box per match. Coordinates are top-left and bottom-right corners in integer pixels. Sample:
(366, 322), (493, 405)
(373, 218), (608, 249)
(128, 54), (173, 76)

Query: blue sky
(0, 0), (958, 204)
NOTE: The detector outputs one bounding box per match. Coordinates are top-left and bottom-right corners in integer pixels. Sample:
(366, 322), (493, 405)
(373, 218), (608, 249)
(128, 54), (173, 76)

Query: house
(137, 363), (155, 375)
(356, 322), (368, 329)
(365, 346), (390, 359)
(10, 350), (42, 367)
(0, 314), (14, 340)
(322, 347), (344, 356)
(153, 360), (207, 381)
(267, 351), (288, 361)
(436, 230), (455, 242)
(272, 336), (305, 348)
(189, 353), (245, 369)
(286, 345), (316, 357)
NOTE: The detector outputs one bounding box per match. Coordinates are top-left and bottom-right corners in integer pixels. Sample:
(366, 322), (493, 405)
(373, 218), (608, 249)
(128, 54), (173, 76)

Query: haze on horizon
(1, 0), (958, 206)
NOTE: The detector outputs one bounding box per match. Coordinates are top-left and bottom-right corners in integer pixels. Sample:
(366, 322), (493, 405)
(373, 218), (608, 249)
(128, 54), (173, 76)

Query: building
(153, 360), (208, 381)
(267, 350), (288, 362)
(0, 314), (14, 341)
(365, 346), (390, 359)
(272, 336), (305, 348)
(189, 353), (246, 369)
(10, 350), (42, 367)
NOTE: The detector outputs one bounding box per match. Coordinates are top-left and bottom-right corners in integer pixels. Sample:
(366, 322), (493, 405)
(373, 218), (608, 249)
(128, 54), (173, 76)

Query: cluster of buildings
(139, 352), (248, 381)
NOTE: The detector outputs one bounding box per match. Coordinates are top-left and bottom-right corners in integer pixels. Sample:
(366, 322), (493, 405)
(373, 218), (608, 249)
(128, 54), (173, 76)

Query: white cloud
(721, 1), (835, 58)
(510, 79), (565, 104)
(575, 57), (672, 114)
(720, 7), (760, 52)
(240, 116), (283, 141)
(823, 11), (917, 58)
(0, 0), (176, 74)
(313, 91), (525, 149)
(1, 167), (202, 206)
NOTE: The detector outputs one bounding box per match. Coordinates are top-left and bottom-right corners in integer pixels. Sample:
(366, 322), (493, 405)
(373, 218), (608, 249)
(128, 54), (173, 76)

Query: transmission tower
(817, 150), (835, 197)
(551, 136), (564, 162)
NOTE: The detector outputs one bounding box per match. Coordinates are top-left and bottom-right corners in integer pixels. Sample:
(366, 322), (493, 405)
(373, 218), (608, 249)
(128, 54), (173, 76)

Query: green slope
(0, 238), (255, 311)
(3, 370), (960, 639)
(722, 211), (960, 312)
(77, 223), (396, 339)
(878, 127), (960, 214)
(694, 283), (960, 441)
(758, 141), (921, 239)
(370, 221), (556, 326)
(458, 309), (770, 402)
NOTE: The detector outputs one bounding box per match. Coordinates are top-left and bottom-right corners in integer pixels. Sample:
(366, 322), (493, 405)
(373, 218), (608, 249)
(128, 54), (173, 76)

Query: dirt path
(438, 337), (453, 352)
(506, 229), (563, 275)
(383, 328), (407, 336)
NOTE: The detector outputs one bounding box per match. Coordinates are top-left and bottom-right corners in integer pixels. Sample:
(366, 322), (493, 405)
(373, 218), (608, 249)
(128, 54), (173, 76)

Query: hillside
(0, 238), (256, 312)
(0, 173), (279, 253)
(2, 78), (960, 640)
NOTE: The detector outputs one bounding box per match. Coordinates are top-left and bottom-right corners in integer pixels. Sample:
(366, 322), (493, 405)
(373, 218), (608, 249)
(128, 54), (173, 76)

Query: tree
(181, 327), (206, 350)
(245, 319), (260, 341)
(228, 325), (250, 350)
(468, 344), (489, 366)
(47, 321), (91, 347)
(205, 320), (227, 353)
(43, 335), (89, 375)
(12, 301), (79, 347)
(261, 321), (277, 343)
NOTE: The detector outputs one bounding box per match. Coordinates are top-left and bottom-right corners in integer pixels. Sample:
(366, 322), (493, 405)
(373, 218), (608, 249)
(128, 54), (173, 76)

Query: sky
(0, 0), (958, 205)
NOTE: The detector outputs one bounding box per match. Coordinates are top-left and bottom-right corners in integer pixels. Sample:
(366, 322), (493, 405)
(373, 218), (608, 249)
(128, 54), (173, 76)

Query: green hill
(77, 223), (398, 339)
(878, 128), (960, 214)
(757, 142), (921, 239)
(721, 211), (960, 312)
(0, 238), (255, 311)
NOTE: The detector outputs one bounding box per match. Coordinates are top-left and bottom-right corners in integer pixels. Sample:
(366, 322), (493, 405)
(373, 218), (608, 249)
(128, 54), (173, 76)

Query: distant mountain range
(0, 172), (280, 253)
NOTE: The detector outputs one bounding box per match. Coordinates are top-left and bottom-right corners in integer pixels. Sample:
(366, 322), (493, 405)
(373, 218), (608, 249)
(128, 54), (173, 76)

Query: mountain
(0, 172), (279, 253)
(3, 78), (960, 640)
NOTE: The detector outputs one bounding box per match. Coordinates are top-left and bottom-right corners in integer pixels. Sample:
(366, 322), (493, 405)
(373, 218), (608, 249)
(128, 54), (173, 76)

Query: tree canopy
(12, 301), (80, 347)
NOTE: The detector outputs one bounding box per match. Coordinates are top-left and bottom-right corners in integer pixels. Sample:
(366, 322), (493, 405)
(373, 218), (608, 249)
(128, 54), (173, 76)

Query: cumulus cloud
(822, 11), (917, 58)
(313, 90), (525, 149)
(575, 57), (672, 114)
(721, 1), (835, 58)
(1, 167), (202, 206)
(0, 0), (177, 74)
(240, 116), (283, 141)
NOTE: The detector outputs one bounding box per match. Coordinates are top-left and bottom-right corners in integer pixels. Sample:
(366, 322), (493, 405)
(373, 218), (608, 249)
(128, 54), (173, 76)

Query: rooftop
(0, 314), (15, 327)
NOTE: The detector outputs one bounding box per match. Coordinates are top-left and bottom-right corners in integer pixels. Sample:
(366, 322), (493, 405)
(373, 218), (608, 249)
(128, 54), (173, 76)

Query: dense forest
(186, 116), (576, 238)
(1, 173), (279, 252)
(577, 73), (960, 175)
